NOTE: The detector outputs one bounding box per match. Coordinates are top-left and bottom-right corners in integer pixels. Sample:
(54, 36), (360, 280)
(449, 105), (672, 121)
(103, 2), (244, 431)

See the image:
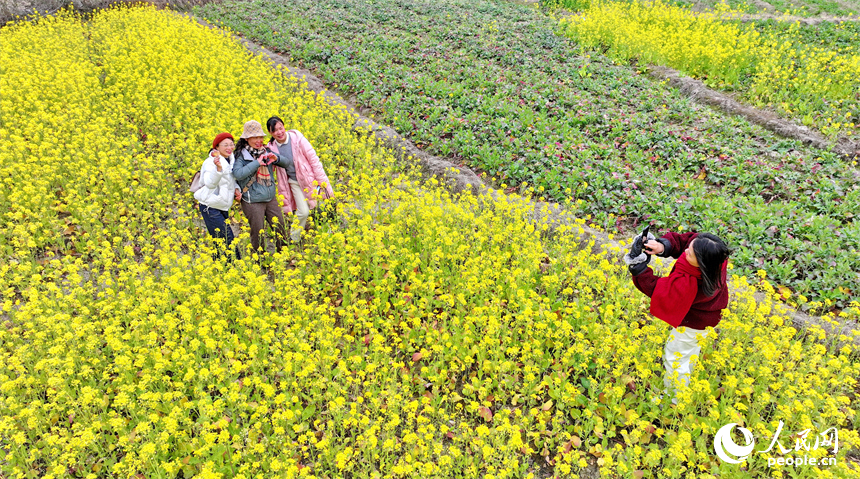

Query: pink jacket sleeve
(296, 131), (334, 197)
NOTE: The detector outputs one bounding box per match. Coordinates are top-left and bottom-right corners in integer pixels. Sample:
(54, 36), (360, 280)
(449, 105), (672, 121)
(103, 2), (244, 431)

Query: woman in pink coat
(265, 116), (335, 243)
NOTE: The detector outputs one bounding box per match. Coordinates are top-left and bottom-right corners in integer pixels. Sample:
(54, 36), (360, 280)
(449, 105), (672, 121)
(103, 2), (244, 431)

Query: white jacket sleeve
(201, 158), (224, 189)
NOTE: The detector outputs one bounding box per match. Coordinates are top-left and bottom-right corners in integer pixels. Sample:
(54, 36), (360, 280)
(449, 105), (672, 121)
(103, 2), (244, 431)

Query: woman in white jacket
(194, 132), (241, 257)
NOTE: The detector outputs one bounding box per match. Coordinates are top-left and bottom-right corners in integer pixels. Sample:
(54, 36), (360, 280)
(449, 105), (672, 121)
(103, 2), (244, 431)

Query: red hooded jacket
(632, 232), (729, 329)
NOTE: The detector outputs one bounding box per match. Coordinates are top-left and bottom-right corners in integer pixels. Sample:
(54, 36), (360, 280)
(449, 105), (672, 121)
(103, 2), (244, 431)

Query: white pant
(663, 327), (706, 404)
(288, 179), (310, 242)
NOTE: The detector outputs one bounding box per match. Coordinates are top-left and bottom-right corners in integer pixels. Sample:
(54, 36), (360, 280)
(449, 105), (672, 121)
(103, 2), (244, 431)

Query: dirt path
(733, 12), (860, 23)
(749, 0), (775, 11)
(647, 65), (859, 158)
(550, 0), (859, 23)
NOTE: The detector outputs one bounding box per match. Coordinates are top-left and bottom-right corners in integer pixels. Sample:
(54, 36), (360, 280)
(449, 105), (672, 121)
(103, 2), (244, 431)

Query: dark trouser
(241, 198), (287, 253)
(199, 203), (239, 259)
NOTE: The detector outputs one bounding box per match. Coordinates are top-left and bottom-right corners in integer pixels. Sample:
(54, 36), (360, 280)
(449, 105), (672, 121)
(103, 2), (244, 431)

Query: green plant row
(751, 18), (860, 52)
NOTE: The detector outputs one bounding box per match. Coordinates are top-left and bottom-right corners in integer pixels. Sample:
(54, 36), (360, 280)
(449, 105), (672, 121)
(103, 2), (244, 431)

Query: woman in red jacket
(626, 231), (730, 405)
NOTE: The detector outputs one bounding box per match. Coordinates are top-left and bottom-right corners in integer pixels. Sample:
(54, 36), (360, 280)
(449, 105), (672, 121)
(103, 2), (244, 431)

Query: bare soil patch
(733, 12), (860, 24)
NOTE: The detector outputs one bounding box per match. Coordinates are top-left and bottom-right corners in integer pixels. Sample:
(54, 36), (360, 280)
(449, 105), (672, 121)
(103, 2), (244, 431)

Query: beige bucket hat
(240, 120), (266, 139)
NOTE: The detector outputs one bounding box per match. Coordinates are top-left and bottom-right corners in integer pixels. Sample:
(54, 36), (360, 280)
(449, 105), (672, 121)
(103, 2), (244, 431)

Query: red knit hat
(212, 132), (235, 150)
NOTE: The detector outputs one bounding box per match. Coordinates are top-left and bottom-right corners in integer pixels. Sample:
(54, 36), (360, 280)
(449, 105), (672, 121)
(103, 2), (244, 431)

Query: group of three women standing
(194, 117), (334, 256)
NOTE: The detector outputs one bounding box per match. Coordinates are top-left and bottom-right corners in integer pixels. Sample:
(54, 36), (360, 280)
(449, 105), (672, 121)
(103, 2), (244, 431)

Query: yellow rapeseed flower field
(0, 5), (858, 479)
(561, 0), (759, 83)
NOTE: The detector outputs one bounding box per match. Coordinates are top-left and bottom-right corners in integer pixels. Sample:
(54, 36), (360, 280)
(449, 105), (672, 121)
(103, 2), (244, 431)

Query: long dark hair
(693, 233), (730, 297)
(266, 116), (285, 144)
(235, 137), (250, 154)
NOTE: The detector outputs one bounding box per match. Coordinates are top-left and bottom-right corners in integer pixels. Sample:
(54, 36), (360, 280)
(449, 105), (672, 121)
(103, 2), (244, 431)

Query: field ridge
(733, 13), (860, 23)
(645, 65), (859, 158)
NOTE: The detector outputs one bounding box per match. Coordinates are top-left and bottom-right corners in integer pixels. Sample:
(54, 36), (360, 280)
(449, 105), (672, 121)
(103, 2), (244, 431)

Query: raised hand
(643, 239), (664, 255)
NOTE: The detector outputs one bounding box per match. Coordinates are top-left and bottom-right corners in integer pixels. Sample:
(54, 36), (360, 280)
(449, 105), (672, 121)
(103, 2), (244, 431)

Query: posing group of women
(193, 117), (334, 257)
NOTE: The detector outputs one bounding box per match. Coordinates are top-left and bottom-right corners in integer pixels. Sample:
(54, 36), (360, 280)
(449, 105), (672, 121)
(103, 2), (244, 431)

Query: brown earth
(732, 13), (860, 24)
(647, 65), (860, 159)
